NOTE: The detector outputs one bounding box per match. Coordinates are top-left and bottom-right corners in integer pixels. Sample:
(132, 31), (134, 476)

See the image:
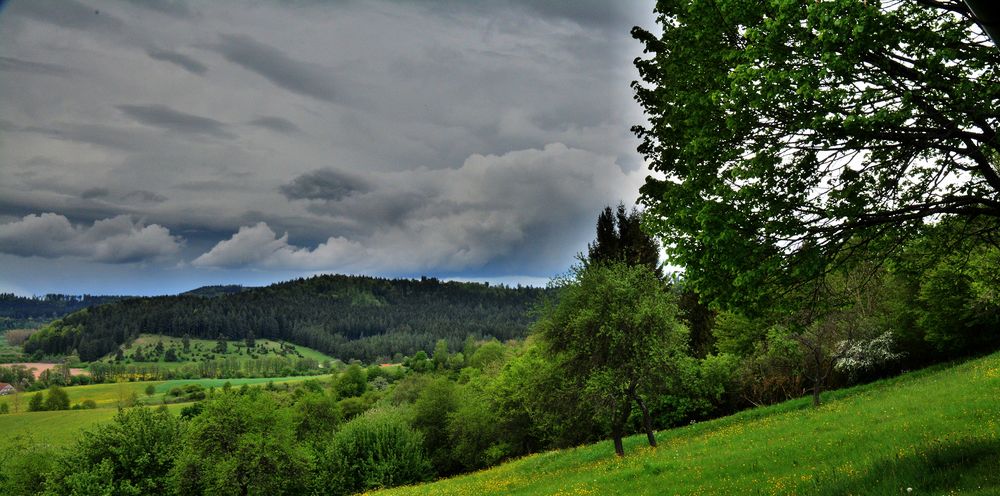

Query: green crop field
(375, 352), (1000, 496)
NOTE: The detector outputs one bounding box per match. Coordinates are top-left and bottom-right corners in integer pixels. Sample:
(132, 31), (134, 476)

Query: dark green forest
(24, 276), (548, 362)
(0, 294), (124, 330)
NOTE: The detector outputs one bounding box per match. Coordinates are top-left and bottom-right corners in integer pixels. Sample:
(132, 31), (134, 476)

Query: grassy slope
(108, 333), (337, 367)
(376, 352), (1000, 496)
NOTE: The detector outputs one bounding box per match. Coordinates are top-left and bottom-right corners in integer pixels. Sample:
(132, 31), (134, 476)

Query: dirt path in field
(4, 362), (89, 379)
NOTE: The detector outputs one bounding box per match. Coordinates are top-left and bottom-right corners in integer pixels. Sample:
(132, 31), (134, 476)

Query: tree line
(0, 294), (124, 330)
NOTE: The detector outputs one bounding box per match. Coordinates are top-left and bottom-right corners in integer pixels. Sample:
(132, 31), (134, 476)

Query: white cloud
(192, 222), (362, 269)
(0, 213), (182, 263)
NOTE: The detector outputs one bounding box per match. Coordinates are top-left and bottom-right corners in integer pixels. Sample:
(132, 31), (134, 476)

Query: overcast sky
(0, 0), (657, 296)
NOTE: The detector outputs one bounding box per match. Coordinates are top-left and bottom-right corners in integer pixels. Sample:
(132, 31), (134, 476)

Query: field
(0, 375), (322, 411)
(375, 352), (1000, 496)
(0, 375), (323, 449)
(0, 404), (188, 449)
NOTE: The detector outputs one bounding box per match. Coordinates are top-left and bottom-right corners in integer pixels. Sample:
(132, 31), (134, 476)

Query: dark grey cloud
(121, 190), (167, 204)
(117, 104), (234, 139)
(146, 48), (207, 75)
(280, 169), (370, 202)
(248, 116), (301, 134)
(81, 187), (110, 199)
(10, 0), (124, 31)
(78, 188), (165, 204)
(512, 0), (640, 30)
(16, 122), (164, 152)
(0, 56), (70, 76)
(414, 0), (648, 33)
(117, 0), (195, 19)
(172, 180), (240, 192)
(214, 34), (338, 103)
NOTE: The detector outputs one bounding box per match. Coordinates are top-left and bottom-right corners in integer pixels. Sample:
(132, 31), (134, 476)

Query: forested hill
(24, 275), (549, 362)
(0, 293), (126, 330)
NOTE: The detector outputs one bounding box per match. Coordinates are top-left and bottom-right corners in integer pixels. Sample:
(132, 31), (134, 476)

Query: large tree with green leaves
(535, 262), (689, 456)
(632, 0), (1000, 311)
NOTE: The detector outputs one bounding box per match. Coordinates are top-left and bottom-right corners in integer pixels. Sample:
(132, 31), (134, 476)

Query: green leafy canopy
(633, 0), (1000, 311)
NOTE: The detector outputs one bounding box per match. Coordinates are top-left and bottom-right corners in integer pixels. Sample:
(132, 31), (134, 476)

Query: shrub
(170, 391), (312, 495)
(4, 328), (38, 347)
(318, 408), (432, 495)
(45, 407), (183, 495)
(27, 392), (45, 412)
(293, 391), (342, 442)
(0, 435), (53, 496)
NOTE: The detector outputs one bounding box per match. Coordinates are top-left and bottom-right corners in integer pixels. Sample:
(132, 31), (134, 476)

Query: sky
(0, 0), (658, 296)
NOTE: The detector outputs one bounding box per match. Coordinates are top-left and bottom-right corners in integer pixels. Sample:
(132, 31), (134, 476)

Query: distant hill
(25, 275), (549, 362)
(182, 285), (250, 297)
(0, 293), (127, 330)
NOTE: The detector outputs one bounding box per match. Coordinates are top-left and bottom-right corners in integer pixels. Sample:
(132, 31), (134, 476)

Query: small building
(0, 383), (14, 395)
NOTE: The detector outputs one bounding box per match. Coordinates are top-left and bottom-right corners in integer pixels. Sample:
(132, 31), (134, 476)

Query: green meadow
(0, 375), (322, 411)
(0, 375), (324, 450)
(374, 352), (1000, 496)
(0, 404), (188, 450)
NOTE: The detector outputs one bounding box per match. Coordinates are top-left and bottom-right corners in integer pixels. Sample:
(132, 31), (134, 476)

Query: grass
(0, 375), (324, 450)
(374, 352), (1000, 496)
(0, 331), (25, 362)
(0, 375), (322, 411)
(0, 404), (188, 450)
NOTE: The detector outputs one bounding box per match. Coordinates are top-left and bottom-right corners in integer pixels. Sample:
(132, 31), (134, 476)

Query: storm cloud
(280, 168), (370, 202)
(116, 104), (233, 139)
(0, 0), (658, 295)
(200, 143), (645, 272)
(213, 34), (339, 103)
(248, 116), (301, 134)
(146, 48), (207, 75)
(0, 56), (70, 76)
(11, 0), (125, 31)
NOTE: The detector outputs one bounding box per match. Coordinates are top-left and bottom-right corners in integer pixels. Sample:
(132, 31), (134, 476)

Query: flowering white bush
(834, 331), (903, 376)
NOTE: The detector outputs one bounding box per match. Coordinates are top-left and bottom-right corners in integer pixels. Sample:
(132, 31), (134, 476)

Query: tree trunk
(812, 377), (822, 407)
(612, 430), (625, 457)
(632, 393), (657, 448)
(610, 395), (632, 457)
